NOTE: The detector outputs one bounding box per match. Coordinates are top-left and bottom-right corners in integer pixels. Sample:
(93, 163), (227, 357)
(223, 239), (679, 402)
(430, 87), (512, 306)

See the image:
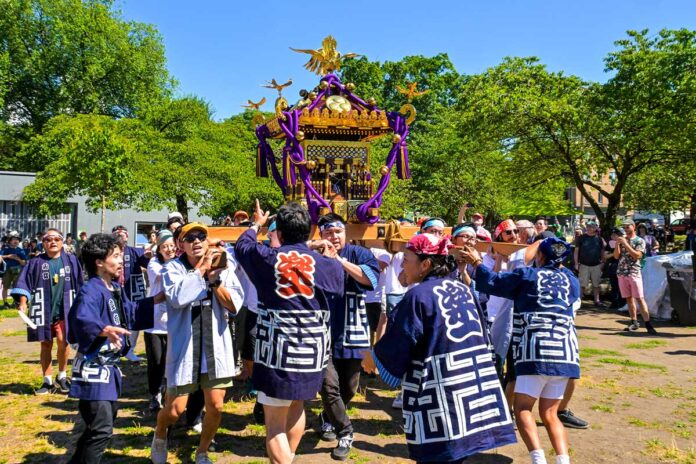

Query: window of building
(134, 221), (166, 248)
(0, 201), (76, 239)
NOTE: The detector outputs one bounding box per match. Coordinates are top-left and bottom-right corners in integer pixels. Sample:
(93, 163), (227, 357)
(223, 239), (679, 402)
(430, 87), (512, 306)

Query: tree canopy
(22, 114), (137, 231)
(0, 0), (173, 169)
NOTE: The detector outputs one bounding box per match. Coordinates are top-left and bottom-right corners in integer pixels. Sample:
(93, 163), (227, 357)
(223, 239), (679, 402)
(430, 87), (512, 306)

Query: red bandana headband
(494, 219), (516, 240)
(406, 233), (453, 256)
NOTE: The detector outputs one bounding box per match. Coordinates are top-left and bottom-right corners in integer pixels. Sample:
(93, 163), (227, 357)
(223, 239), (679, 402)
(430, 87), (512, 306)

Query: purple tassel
(256, 145), (268, 178)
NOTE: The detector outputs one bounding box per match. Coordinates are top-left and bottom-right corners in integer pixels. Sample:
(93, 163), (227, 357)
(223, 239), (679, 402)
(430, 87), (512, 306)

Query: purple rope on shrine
(356, 112), (410, 223)
(256, 125), (285, 192)
(278, 109), (331, 222)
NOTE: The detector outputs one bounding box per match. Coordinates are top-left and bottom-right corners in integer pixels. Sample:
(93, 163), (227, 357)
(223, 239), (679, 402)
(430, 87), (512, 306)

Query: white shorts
(515, 375), (569, 399)
(257, 391), (292, 407)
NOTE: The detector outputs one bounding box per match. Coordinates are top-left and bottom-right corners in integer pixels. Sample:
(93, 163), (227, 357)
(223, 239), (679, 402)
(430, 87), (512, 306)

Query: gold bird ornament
(242, 97), (266, 110)
(263, 78), (293, 95)
(290, 35), (360, 76)
(396, 81), (430, 103)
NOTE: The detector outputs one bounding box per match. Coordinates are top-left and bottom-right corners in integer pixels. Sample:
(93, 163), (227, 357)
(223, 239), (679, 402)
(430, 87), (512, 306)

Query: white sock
(530, 449), (547, 464)
(57, 371), (67, 380)
(556, 455), (570, 464)
(44, 375), (52, 385)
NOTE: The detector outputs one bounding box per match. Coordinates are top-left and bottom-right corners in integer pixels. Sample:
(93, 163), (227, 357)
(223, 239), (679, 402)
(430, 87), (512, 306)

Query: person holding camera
(151, 222), (244, 464)
(614, 219), (657, 335)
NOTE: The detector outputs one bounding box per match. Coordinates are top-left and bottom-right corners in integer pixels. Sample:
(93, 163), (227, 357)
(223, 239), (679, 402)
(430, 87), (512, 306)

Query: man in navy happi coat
(12, 228), (83, 394)
(465, 237), (580, 464)
(235, 201), (344, 464)
(311, 213), (380, 460)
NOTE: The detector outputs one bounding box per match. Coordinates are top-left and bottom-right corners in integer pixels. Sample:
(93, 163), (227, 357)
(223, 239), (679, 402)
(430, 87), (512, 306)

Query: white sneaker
(192, 420), (203, 434)
(150, 435), (168, 464)
(195, 452), (213, 464)
(126, 351), (143, 362)
(391, 391), (403, 409)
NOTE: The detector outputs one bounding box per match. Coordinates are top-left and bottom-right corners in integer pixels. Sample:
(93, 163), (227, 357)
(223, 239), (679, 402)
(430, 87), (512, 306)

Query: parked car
(670, 218), (691, 235)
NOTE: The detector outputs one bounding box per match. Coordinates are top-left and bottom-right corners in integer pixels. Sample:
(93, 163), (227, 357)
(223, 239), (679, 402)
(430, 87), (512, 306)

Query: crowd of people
(1, 206), (675, 464)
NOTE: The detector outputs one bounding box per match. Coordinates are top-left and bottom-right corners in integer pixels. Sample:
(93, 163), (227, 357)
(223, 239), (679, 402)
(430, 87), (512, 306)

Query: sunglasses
(503, 229), (519, 235)
(183, 232), (207, 243)
(42, 236), (63, 243)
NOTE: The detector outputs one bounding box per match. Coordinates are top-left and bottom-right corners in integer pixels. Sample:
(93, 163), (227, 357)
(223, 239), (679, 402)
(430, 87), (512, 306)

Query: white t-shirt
(365, 248), (391, 304)
(384, 251), (408, 295)
(145, 259), (168, 334)
(482, 252), (508, 322)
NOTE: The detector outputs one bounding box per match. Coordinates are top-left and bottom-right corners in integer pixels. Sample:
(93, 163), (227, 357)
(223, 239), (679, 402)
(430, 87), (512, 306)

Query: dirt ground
(1, 304), (695, 464)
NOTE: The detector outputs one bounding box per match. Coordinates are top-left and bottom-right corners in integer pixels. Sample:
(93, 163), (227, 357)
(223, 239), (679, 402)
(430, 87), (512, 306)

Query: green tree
(623, 160), (696, 217)
(340, 54), (465, 130)
(457, 29), (696, 232)
(21, 114), (137, 231)
(1, 0), (173, 169)
(131, 98), (283, 221)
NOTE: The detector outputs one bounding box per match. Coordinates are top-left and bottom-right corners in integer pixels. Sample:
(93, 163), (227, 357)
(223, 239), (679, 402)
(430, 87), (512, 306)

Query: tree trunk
(176, 195), (189, 222)
(100, 194), (106, 233)
(601, 199), (619, 239)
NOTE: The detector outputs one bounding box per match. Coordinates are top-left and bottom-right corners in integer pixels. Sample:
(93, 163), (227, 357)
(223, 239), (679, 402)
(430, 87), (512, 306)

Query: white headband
(319, 221), (346, 232)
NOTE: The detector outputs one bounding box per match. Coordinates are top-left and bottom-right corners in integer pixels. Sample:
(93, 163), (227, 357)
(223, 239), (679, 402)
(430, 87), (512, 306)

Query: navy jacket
(474, 264), (581, 378)
(68, 277), (154, 401)
(330, 244), (380, 359)
(235, 229), (344, 400)
(374, 276), (516, 462)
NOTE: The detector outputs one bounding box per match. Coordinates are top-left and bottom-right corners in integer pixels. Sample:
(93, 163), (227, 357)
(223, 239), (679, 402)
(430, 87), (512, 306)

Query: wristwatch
(249, 221), (261, 230)
(209, 278), (222, 288)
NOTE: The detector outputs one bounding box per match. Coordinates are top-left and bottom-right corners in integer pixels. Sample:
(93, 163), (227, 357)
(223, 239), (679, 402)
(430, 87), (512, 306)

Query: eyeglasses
(183, 232), (207, 243)
(503, 229), (519, 235)
(42, 236), (63, 243)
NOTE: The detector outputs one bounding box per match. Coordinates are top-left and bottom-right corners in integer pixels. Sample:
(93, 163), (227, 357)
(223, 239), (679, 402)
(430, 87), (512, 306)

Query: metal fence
(0, 201), (76, 239)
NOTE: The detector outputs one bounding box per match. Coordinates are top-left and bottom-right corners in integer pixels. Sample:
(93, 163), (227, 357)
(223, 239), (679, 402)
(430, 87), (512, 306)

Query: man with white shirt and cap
(151, 222), (244, 464)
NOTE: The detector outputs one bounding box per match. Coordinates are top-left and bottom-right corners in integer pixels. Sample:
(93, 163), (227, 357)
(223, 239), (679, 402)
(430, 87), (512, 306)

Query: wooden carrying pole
(208, 223), (533, 257)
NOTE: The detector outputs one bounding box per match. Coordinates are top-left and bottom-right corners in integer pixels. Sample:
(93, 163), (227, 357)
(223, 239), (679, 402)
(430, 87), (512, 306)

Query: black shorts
(365, 302), (382, 334)
(241, 308), (257, 362)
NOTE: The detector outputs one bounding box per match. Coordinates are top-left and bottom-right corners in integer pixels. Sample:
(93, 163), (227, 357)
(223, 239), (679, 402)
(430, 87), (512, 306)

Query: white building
(0, 171), (210, 247)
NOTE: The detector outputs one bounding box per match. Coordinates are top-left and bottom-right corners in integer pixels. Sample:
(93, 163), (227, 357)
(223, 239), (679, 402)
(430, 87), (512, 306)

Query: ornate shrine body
(255, 71), (413, 225)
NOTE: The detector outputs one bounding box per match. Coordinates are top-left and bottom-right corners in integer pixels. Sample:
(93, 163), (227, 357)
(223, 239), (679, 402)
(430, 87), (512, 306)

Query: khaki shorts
(1, 266), (21, 289)
(167, 373), (233, 397)
(579, 264), (602, 289)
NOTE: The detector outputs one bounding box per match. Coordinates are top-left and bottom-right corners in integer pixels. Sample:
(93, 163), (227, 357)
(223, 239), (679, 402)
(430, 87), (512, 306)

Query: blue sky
(118, 0), (696, 120)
